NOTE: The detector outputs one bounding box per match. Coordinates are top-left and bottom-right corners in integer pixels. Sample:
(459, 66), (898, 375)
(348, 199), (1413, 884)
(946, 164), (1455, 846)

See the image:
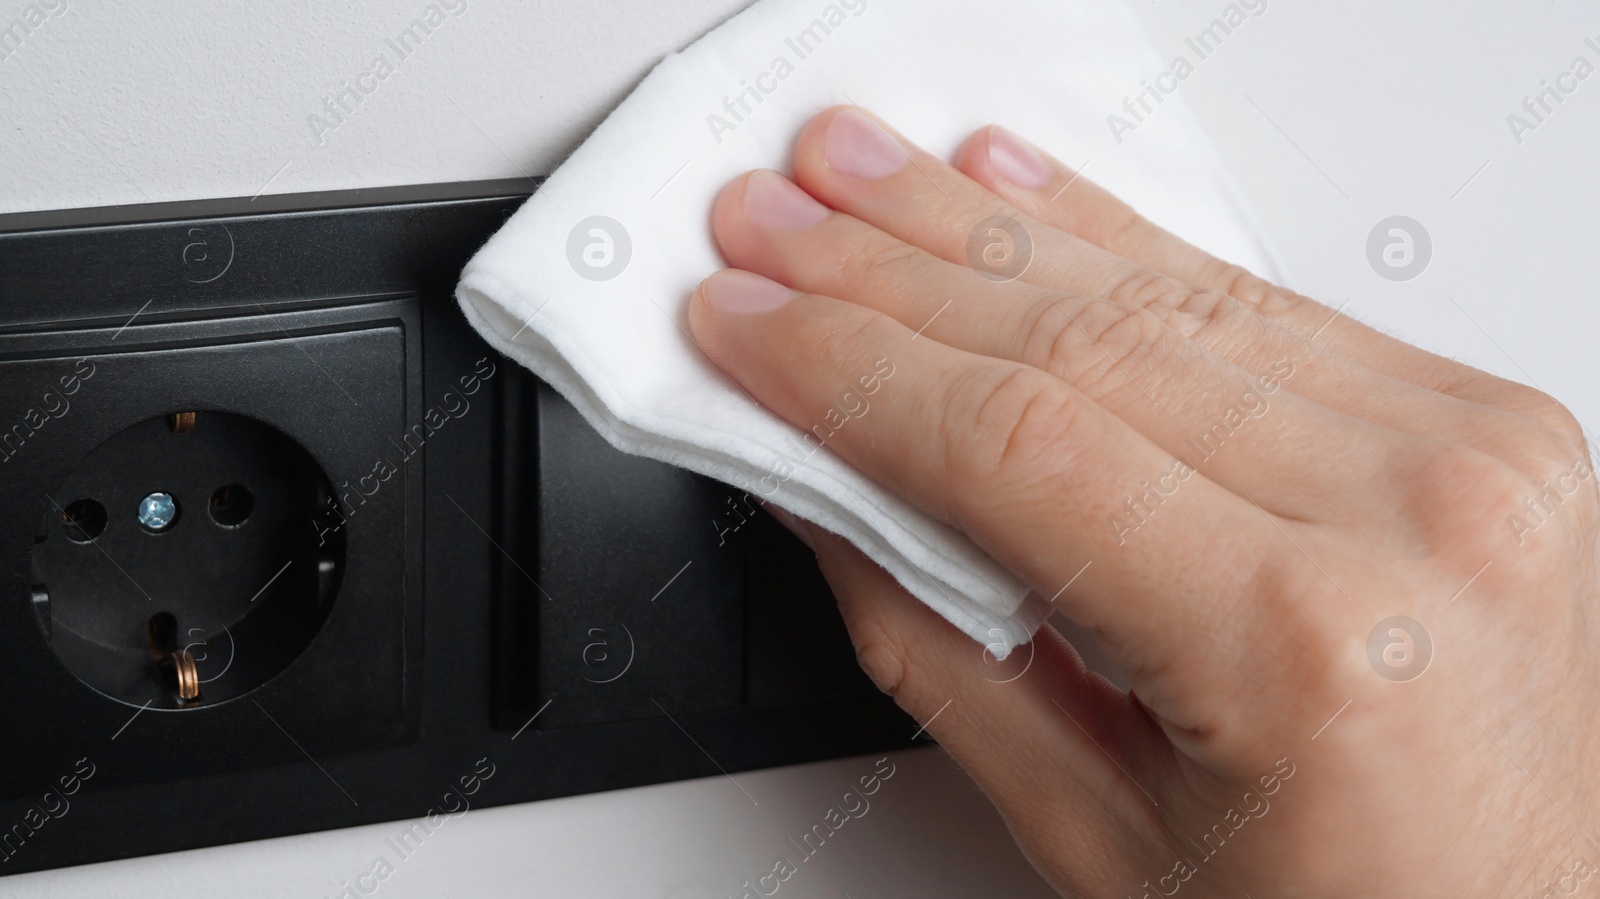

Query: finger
(714, 169), (1402, 524)
(788, 511), (1165, 891)
(790, 106), (1141, 303)
(952, 124), (1588, 452)
(787, 106), (1578, 477)
(686, 268), (1292, 750)
(785, 108), (1530, 465)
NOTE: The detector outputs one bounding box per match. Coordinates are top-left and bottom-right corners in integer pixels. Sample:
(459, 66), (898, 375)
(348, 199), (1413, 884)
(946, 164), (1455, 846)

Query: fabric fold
(456, 0), (1279, 657)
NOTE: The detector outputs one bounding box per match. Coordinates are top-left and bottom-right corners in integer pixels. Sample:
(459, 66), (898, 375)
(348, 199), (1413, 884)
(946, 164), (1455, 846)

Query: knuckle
(1105, 269), (1262, 334)
(1075, 300), (1165, 362)
(1231, 552), (1356, 721)
(1012, 295), (1137, 387)
(1177, 286), (1234, 320)
(1180, 293), (1285, 360)
(841, 238), (924, 285)
(1246, 283), (1320, 327)
(1212, 260), (1299, 315)
(1063, 302), (1169, 397)
(847, 617), (909, 697)
(1397, 441), (1591, 609)
(939, 364), (1084, 489)
(1539, 396), (1586, 445)
(1014, 292), (1077, 369)
(818, 553), (912, 698)
(1402, 442), (1539, 558)
(1504, 385), (1587, 454)
(1126, 280), (1291, 369)
(1100, 203), (1152, 251)
(804, 305), (888, 373)
(1104, 268), (1193, 314)
(1257, 555), (1350, 673)
(1498, 412), (1587, 484)
(1142, 546), (1352, 755)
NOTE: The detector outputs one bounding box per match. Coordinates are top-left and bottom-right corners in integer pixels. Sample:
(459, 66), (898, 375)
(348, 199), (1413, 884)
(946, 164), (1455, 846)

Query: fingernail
(986, 126), (1051, 189)
(766, 504), (816, 551)
(825, 109), (907, 180)
(744, 170), (830, 230)
(702, 269), (795, 315)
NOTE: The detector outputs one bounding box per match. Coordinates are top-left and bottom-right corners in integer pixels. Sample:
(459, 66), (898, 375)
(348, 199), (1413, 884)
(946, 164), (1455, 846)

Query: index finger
(688, 268), (1293, 749)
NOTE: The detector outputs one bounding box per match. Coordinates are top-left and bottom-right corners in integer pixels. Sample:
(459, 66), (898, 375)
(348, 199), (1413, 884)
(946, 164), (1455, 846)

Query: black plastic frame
(0, 181), (912, 875)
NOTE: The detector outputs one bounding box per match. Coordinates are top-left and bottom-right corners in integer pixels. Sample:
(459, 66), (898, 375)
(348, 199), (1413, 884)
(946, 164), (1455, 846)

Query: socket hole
(61, 499), (107, 543)
(145, 611), (176, 660)
(209, 484), (253, 528)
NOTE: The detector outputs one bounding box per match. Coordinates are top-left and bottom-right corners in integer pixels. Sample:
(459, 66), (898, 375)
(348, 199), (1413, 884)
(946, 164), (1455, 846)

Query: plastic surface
(0, 183), (909, 874)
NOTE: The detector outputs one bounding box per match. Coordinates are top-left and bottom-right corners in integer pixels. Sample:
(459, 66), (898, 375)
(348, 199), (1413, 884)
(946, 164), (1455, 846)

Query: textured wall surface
(0, 0), (752, 212)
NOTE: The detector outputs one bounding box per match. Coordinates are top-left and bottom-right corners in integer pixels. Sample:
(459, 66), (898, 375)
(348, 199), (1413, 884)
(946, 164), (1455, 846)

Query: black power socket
(34, 410), (343, 709)
(0, 181), (912, 876)
(2, 296), (421, 791)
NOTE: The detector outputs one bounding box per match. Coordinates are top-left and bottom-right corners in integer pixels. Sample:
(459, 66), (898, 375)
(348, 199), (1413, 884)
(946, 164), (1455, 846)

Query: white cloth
(456, 0), (1280, 658)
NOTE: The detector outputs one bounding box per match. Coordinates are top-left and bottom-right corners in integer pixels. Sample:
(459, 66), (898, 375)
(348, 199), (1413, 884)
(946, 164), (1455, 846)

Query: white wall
(0, 0), (752, 211)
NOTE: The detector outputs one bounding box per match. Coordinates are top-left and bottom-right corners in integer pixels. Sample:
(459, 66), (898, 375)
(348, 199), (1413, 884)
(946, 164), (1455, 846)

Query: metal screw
(138, 493), (178, 531)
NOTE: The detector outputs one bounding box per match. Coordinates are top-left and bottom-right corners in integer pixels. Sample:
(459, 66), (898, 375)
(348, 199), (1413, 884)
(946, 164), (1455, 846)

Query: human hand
(687, 107), (1600, 896)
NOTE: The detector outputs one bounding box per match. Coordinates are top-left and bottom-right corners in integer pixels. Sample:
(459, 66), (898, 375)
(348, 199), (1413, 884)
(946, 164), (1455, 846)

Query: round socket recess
(31, 412), (345, 709)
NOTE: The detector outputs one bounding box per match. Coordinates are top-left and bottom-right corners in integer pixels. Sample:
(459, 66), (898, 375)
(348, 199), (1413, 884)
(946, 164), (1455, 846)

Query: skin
(686, 107), (1600, 897)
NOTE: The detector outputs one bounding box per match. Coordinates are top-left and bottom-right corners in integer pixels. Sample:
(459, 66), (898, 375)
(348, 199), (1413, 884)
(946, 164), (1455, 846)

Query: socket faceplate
(34, 412), (343, 709)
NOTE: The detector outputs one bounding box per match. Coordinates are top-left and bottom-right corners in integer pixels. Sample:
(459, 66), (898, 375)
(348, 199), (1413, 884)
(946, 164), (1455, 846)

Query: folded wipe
(456, 0), (1280, 657)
